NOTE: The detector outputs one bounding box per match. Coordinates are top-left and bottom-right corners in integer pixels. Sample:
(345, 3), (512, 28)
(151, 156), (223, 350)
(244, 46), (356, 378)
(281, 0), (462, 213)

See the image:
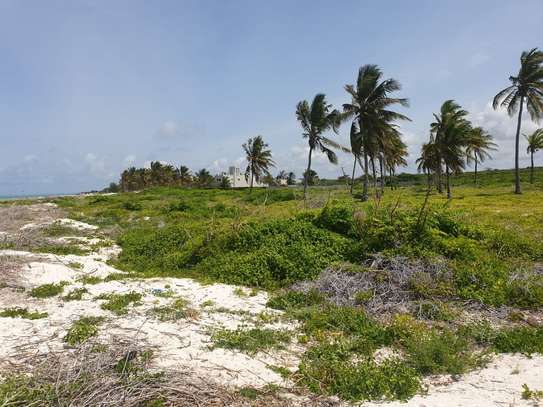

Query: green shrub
(117, 225), (191, 273)
(0, 307), (48, 320)
(64, 316), (105, 346)
(492, 326), (543, 355)
(63, 288), (89, 301)
(314, 204), (355, 236)
(211, 328), (291, 355)
(97, 292), (143, 315)
(299, 340), (420, 401)
(30, 282), (68, 298)
(194, 219), (358, 288)
(121, 201), (142, 211)
(267, 290), (325, 310)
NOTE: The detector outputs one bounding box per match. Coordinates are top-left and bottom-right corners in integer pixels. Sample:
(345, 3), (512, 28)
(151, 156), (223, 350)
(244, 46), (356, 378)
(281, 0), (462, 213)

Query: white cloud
(124, 154), (136, 165)
(157, 121), (180, 138)
(469, 102), (539, 169)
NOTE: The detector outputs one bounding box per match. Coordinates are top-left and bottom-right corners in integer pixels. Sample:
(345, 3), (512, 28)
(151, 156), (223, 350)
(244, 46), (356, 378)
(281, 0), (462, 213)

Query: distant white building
(220, 166), (267, 188)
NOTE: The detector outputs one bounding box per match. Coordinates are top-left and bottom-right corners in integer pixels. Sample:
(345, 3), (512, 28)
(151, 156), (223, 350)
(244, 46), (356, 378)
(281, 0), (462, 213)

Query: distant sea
(0, 192), (78, 201)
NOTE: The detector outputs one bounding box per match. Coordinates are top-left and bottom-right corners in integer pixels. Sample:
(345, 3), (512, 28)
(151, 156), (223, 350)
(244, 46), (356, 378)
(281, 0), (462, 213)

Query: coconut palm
(384, 129), (408, 189)
(493, 48), (543, 194)
(242, 135), (275, 192)
(525, 128), (543, 183)
(416, 140), (440, 191)
(295, 93), (343, 199)
(465, 127), (497, 185)
(343, 65), (410, 200)
(430, 100), (473, 198)
(178, 165), (192, 186)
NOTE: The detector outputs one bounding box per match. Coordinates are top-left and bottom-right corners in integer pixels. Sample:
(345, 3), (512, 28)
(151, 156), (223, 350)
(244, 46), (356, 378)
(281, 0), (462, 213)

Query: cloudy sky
(1, 0), (542, 196)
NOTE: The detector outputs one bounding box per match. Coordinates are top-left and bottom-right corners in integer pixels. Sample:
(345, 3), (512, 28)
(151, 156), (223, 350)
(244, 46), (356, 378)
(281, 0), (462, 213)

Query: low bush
(30, 282), (68, 298)
(0, 307), (48, 320)
(211, 328), (292, 355)
(64, 316), (105, 346)
(97, 292), (142, 315)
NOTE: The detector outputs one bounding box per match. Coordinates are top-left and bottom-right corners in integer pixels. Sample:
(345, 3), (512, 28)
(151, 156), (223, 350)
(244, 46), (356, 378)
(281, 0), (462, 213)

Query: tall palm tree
(343, 65), (410, 200)
(384, 130), (408, 189)
(465, 127), (497, 185)
(295, 93), (343, 199)
(430, 100), (472, 198)
(525, 128), (543, 183)
(242, 135), (275, 192)
(493, 48), (543, 194)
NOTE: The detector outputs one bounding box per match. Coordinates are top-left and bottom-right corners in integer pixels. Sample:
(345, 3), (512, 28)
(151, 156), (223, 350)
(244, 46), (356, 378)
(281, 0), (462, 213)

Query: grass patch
(149, 298), (198, 321)
(63, 287), (89, 301)
(97, 291), (143, 315)
(211, 328), (292, 355)
(30, 282), (68, 298)
(64, 316), (105, 346)
(0, 307), (48, 319)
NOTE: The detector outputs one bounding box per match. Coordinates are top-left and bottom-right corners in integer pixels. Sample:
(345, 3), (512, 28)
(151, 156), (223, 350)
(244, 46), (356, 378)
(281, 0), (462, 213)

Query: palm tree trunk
(474, 160), (478, 185)
(426, 169), (432, 192)
(389, 167), (394, 190)
(362, 152), (369, 201)
(514, 96), (524, 194)
(304, 147), (313, 200)
(446, 165), (451, 199)
(379, 155), (385, 193)
(350, 156), (356, 194)
(250, 169), (254, 193)
(371, 157), (377, 191)
(530, 151), (534, 184)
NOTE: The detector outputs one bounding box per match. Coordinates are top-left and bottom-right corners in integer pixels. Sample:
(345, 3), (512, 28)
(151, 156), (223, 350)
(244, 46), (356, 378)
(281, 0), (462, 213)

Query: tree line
(109, 47), (543, 197)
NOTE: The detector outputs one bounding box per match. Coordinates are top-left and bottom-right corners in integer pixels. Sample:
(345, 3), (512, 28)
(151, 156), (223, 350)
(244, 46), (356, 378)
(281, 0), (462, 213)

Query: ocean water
(0, 193), (77, 201)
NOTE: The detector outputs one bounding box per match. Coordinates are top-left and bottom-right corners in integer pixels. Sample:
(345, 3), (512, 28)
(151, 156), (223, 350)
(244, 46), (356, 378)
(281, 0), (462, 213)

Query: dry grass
(0, 203), (62, 234)
(0, 342), (337, 407)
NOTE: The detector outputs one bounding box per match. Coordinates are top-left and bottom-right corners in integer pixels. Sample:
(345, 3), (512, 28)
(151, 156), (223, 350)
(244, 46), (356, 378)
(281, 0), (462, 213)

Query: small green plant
(79, 275), (103, 284)
(149, 298), (197, 321)
(233, 287), (247, 297)
(267, 290), (325, 310)
(63, 287), (89, 301)
(201, 299), (215, 307)
(64, 316), (105, 346)
(211, 328), (291, 355)
(0, 307), (48, 320)
(97, 291), (143, 315)
(30, 282), (68, 298)
(68, 262), (83, 269)
(522, 384), (543, 400)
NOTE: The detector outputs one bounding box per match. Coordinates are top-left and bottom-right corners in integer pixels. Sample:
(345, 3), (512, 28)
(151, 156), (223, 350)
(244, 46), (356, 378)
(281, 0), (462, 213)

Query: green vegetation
(211, 328), (292, 355)
(30, 282), (68, 298)
(50, 179), (543, 403)
(522, 384), (543, 401)
(63, 287), (89, 301)
(64, 316), (105, 346)
(0, 307), (48, 320)
(97, 291), (143, 315)
(149, 298), (198, 321)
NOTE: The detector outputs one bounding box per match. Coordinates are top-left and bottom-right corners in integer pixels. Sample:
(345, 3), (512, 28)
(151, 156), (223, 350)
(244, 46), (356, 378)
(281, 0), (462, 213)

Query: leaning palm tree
(343, 65), (410, 200)
(295, 94), (343, 199)
(525, 128), (543, 183)
(493, 48), (543, 194)
(465, 127), (497, 185)
(242, 135), (275, 192)
(416, 139), (439, 191)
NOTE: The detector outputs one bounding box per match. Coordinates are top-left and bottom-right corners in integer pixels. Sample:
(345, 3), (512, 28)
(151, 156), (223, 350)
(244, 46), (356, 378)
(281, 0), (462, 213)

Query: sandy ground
(1, 203), (543, 406)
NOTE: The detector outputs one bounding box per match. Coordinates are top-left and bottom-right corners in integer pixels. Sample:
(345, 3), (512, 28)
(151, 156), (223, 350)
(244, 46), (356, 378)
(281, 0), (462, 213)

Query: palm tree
(179, 165), (192, 186)
(493, 48), (543, 194)
(343, 65), (410, 200)
(525, 128), (543, 183)
(287, 172), (296, 185)
(416, 140), (440, 191)
(242, 135), (275, 192)
(465, 127), (497, 185)
(430, 100), (472, 198)
(295, 94), (343, 199)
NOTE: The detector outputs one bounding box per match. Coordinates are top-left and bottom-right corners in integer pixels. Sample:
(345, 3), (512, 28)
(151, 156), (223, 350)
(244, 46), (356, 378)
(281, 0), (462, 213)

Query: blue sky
(1, 0), (542, 195)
